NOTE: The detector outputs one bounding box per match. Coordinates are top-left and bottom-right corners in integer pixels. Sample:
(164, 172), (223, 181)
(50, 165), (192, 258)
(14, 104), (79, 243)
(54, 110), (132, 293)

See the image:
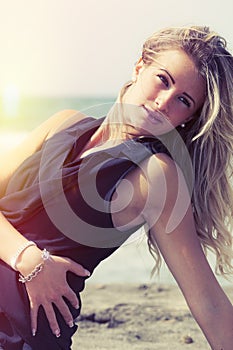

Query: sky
(0, 0), (232, 97)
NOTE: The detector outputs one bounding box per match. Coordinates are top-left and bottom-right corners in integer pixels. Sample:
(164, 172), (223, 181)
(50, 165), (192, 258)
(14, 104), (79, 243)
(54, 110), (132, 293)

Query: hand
(23, 255), (90, 337)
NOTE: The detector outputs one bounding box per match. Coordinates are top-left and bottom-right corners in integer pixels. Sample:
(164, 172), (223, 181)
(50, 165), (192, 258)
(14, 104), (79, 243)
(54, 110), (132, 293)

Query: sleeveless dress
(0, 117), (167, 350)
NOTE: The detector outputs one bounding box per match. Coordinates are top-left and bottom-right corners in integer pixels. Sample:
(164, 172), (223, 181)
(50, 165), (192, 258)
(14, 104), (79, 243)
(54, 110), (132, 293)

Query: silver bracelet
(10, 241), (37, 271)
(18, 263), (43, 283)
(18, 248), (51, 283)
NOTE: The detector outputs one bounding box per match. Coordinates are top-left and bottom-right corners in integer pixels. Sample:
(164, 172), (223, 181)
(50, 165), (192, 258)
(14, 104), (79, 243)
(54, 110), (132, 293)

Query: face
(121, 49), (206, 136)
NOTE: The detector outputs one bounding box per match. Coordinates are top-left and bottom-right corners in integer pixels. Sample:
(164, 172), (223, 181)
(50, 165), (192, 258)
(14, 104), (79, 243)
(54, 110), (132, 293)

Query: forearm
(188, 292), (233, 349)
(0, 211), (42, 270)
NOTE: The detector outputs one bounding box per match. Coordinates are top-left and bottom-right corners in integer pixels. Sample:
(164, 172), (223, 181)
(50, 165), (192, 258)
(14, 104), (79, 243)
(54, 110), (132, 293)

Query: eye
(157, 75), (169, 87)
(178, 96), (191, 108)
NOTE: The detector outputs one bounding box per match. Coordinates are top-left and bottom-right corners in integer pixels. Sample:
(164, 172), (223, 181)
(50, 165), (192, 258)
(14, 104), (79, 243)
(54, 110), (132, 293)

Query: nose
(154, 92), (170, 112)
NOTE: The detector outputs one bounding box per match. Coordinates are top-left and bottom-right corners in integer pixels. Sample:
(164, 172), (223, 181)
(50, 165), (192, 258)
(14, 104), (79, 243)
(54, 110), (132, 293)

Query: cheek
(169, 105), (192, 126)
(141, 85), (159, 102)
(140, 74), (159, 100)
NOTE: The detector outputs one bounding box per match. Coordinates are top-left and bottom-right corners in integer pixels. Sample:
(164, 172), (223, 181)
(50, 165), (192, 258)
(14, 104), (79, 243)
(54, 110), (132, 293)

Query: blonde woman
(0, 26), (233, 349)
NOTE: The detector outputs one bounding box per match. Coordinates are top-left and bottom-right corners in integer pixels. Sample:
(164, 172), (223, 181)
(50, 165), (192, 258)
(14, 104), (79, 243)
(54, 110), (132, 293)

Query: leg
(0, 310), (24, 350)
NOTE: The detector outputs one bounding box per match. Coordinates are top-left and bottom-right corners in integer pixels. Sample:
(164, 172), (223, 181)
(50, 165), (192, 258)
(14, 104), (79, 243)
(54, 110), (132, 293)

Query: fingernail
(55, 329), (61, 338)
(68, 321), (74, 328)
(84, 269), (91, 276)
(32, 329), (36, 336)
(74, 304), (80, 309)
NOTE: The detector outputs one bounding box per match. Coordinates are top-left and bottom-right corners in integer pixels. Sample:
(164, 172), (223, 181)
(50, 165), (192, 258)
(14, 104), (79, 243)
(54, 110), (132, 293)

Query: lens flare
(2, 84), (20, 118)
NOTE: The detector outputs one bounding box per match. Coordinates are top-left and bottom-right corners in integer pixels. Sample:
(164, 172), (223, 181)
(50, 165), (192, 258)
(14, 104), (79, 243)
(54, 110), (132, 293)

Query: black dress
(0, 117), (163, 350)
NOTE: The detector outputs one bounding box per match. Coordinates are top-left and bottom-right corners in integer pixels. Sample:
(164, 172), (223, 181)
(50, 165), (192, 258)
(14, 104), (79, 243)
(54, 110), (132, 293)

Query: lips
(142, 105), (164, 124)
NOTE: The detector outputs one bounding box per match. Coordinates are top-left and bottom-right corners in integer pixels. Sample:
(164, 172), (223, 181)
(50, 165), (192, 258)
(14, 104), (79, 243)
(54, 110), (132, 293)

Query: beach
(1, 102), (233, 349)
(71, 239), (233, 350)
(72, 283), (233, 349)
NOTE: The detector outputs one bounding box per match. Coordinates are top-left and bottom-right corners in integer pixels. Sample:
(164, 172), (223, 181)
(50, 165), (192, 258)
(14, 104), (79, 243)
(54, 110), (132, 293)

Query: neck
(83, 101), (142, 155)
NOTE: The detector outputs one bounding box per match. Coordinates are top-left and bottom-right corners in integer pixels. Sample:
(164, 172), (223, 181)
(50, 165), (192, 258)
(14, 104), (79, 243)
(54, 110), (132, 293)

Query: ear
(132, 57), (144, 81)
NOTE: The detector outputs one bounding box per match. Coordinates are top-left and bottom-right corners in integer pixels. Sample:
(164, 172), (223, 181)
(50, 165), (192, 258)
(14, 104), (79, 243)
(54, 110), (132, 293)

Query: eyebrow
(161, 68), (196, 105)
(161, 69), (175, 84)
(183, 92), (195, 105)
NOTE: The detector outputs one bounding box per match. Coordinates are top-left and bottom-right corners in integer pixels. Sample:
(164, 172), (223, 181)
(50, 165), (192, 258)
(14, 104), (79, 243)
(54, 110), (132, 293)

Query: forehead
(150, 49), (198, 77)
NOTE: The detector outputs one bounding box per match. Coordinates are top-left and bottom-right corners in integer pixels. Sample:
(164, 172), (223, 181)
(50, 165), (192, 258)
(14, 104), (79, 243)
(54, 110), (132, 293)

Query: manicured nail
(68, 321), (74, 328)
(32, 329), (36, 336)
(85, 269), (91, 276)
(55, 329), (61, 338)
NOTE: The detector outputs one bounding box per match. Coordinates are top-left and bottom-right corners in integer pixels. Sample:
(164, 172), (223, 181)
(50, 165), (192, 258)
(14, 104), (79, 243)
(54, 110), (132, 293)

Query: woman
(0, 25), (233, 349)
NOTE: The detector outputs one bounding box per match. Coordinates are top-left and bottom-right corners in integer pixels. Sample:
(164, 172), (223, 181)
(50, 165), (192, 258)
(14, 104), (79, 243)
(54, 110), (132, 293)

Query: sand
(71, 283), (233, 349)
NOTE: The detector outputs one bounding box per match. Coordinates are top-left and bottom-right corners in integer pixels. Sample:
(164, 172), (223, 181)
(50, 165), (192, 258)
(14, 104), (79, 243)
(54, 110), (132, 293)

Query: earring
(180, 123), (185, 128)
(132, 76), (137, 83)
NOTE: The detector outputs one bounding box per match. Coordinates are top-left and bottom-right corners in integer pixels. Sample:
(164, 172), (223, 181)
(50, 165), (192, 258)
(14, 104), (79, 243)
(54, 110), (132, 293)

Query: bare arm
(143, 154), (233, 349)
(0, 109), (86, 258)
(0, 109), (89, 336)
(0, 211), (89, 335)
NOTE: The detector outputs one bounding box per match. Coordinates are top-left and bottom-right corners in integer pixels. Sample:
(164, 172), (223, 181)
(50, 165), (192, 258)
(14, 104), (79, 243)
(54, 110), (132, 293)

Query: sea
(0, 96), (231, 286)
(0, 95), (115, 131)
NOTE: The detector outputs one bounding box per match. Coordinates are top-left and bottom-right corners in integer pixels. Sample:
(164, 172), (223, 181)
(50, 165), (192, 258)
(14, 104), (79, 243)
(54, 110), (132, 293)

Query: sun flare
(2, 83), (20, 118)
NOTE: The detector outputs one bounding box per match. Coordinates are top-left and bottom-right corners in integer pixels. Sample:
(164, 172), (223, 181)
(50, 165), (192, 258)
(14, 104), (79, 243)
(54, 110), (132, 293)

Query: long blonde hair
(121, 26), (233, 276)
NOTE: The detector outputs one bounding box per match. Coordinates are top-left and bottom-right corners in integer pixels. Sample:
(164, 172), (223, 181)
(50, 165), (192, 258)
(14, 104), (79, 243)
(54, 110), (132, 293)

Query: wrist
(10, 240), (37, 270)
(16, 245), (44, 276)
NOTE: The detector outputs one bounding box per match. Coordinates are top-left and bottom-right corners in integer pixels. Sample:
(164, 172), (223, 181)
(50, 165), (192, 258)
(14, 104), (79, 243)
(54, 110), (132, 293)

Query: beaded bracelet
(10, 241), (37, 271)
(18, 248), (51, 284)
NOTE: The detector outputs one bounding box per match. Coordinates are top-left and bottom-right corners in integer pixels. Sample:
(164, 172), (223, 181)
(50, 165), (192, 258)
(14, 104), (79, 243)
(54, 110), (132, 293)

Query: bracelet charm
(18, 248), (51, 283)
(42, 248), (50, 261)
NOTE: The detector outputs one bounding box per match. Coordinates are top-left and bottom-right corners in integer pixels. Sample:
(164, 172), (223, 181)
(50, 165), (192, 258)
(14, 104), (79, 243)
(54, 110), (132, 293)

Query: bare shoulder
(112, 152), (182, 229)
(139, 152), (181, 195)
(0, 110), (88, 197)
(118, 152), (182, 211)
(138, 152), (191, 226)
(145, 152), (179, 177)
(45, 109), (88, 139)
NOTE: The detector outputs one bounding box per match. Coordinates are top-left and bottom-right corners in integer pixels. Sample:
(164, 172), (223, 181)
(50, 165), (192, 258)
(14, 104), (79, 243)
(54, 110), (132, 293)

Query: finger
(30, 302), (39, 336)
(65, 259), (91, 277)
(56, 297), (75, 328)
(43, 303), (61, 338)
(64, 288), (80, 310)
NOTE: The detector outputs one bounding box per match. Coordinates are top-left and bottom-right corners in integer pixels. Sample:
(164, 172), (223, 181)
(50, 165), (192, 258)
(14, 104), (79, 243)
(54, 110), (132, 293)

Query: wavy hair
(120, 26), (233, 276)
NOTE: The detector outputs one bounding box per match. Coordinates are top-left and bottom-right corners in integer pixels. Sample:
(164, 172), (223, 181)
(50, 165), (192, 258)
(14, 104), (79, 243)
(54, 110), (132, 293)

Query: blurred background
(0, 0), (232, 130)
(0, 0), (232, 285)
